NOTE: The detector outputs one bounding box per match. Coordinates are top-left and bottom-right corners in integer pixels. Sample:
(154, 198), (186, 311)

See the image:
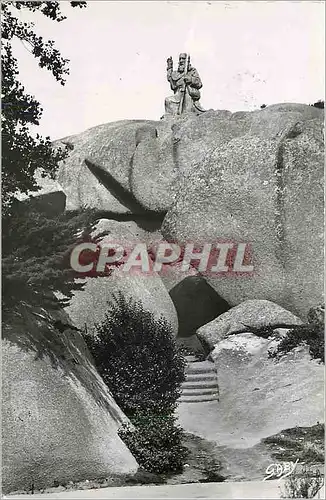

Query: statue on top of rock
(164, 53), (206, 117)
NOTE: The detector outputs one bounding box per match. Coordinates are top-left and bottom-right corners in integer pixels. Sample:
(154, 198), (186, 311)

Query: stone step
(186, 364), (217, 375)
(179, 393), (219, 403)
(185, 355), (198, 363)
(182, 387), (219, 397)
(181, 379), (218, 390)
(185, 372), (218, 382)
(186, 360), (215, 369)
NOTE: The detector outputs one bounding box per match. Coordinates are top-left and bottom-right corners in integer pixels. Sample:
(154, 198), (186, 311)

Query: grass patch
(182, 433), (226, 483)
(263, 423), (324, 464)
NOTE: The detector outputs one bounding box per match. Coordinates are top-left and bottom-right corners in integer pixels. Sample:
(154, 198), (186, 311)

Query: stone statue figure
(164, 53), (206, 116)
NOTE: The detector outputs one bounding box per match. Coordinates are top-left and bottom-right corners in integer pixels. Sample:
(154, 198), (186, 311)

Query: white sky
(13, 0), (325, 140)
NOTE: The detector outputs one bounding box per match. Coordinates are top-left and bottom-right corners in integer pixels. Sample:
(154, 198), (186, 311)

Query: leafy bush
(84, 292), (186, 415)
(281, 466), (324, 498)
(118, 412), (188, 474)
(84, 293), (187, 474)
(311, 100), (324, 109)
(268, 323), (324, 363)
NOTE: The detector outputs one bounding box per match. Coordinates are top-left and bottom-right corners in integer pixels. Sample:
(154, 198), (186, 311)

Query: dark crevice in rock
(274, 122), (303, 266)
(170, 276), (230, 338)
(275, 142), (286, 262)
(172, 136), (180, 171)
(92, 210), (166, 232)
(171, 121), (184, 172)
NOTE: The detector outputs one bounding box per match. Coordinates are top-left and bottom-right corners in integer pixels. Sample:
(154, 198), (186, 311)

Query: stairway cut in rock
(179, 357), (219, 403)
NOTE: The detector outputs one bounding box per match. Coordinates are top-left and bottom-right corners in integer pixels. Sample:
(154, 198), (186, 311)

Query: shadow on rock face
(2, 304), (137, 493)
(2, 304), (125, 422)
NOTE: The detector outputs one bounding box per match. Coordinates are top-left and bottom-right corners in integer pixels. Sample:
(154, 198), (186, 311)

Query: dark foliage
(282, 466), (324, 498)
(84, 295), (187, 473)
(2, 1), (86, 214)
(2, 2), (92, 313)
(1, 203), (104, 314)
(244, 324), (275, 338)
(311, 100), (324, 109)
(268, 324), (324, 363)
(119, 412), (188, 474)
(84, 293), (186, 415)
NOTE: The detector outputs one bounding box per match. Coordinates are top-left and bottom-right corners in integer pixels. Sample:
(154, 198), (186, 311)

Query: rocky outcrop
(2, 305), (138, 494)
(209, 333), (324, 443)
(7, 101), (324, 492)
(40, 102), (323, 319)
(162, 104), (324, 318)
(197, 299), (302, 348)
(178, 331), (324, 449)
(66, 219), (178, 335)
(169, 276), (229, 338)
(53, 120), (174, 214)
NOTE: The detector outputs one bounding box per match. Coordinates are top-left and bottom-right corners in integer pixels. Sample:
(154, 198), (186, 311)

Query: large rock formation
(197, 299), (302, 348)
(2, 305), (138, 493)
(66, 219), (178, 335)
(8, 92), (324, 492)
(162, 104), (324, 318)
(38, 102), (323, 319)
(178, 331), (324, 451)
(53, 119), (174, 214)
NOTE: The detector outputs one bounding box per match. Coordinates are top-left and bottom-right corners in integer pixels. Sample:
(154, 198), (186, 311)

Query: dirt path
(6, 480), (285, 499)
(177, 338), (324, 481)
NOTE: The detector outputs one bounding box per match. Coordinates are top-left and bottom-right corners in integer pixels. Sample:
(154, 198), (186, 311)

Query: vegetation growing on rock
(2, 1), (92, 314)
(281, 465), (324, 498)
(268, 324), (324, 363)
(2, 203), (99, 313)
(264, 423), (324, 464)
(84, 293), (187, 474)
(2, 0), (86, 214)
(268, 305), (325, 363)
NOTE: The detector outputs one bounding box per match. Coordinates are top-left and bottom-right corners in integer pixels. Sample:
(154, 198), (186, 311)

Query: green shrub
(118, 412), (188, 474)
(84, 292), (186, 416)
(268, 323), (324, 363)
(83, 293), (187, 474)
